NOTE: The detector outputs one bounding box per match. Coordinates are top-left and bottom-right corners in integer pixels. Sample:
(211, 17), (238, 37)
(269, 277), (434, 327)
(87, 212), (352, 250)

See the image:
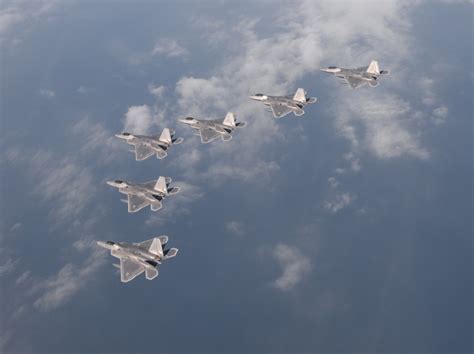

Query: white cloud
(324, 192), (355, 213)
(123, 105), (153, 134)
(148, 84), (166, 98)
(272, 244), (311, 291)
(32, 249), (105, 312)
(225, 221), (245, 236)
(0, 258), (18, 277)
(9, 222), (22, 232)
(432, 105), (449, 125)
(152, 39), (188, 58)
(334, 93), (430, 160)
(0, 0), (60, 44)
(39, 89), (55, 98)
(328, 177), (339, 189)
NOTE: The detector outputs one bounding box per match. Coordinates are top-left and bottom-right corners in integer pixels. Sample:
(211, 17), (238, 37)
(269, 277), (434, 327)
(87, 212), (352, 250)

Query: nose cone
(179, 117), (194, 125)
(115, 132), (133, 140)
(249, 94), (266, 101)
(320, 67), (341, 73)
(107, 180), (125, 188)
(97, 240), (113, 249)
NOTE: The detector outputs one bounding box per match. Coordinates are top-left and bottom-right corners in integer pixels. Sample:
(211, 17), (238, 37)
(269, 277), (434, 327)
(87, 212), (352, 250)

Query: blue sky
(0, 1), (472, 353)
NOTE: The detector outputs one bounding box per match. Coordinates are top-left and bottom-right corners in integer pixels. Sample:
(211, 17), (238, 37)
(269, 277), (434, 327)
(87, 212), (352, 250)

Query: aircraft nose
(106, 180), (123, 188)
(115, 133), (132, 139)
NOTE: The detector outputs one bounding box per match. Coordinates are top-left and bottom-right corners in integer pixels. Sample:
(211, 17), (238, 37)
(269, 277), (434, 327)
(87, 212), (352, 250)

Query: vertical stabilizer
(222, 112), (236, 127)
(159, 128), (172, 144)
(366, 60), (380, 74)
(153, 176), (168, 194)
(149, 237), (164, 257)
(292, 88), (306, 103)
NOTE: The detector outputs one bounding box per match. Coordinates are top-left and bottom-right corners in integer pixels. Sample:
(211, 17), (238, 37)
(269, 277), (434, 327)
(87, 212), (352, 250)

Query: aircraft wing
(345, 76), (367, 89)
(199, 127), (221, 144)
(127, 194), (149, 213)
(120, 258), (144, 282)
(269, 103), (292, 118)
(134, 144), (155, 161)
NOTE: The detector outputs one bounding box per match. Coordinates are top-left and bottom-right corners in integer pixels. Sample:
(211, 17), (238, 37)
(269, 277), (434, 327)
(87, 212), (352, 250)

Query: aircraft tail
(222, 112), (236, 127)
(366, 60), (380, 74)
(164, 247), (178, 260)
(145, 267), (158, 280)
(292, 88), (307, 103)
(148, 237), (164, 257)
(158, 235), (169, 246)
(153, 176), (168, 194)
(158, 128), (172, 144)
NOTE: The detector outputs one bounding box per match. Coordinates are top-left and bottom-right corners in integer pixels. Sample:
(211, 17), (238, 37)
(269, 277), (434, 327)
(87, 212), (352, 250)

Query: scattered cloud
(334, 93), (430, 160)
(432, 105), (449, 125)
(39, 89), (55, 98)
(272, 243), (311, 291)
(9, 222), (22, 232)
(328, 177), (339, 189)
(152, 39), (189, 58)
(324, 192), (356, 213)
(225, 221), (245, 236)
(0, 258), (18, 277)
(0, 0), (61, 44)
(32, 249), (105, 312)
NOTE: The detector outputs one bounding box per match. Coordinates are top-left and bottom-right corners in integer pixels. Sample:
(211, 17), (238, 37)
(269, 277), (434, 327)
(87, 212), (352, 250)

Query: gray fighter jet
(107, 176), (179, 213)
(249, 88), (317, 119)
(115, 128), (183, 161)
(97, 236), (178, 283)
(320, 60), (390, 89)
(178, 112), (246, 144)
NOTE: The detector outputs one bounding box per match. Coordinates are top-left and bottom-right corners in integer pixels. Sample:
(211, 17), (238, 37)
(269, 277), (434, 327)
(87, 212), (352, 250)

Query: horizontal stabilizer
(167, 186), (180, 195)
(156, 149), (167, 159)
(380, 70), (390, 75)
(172, 137), (184, 145)
(222, 133), (232, 141)
(306, 97), (317, 104)
(145, 268), (158, 280)
(150, 202), (162, 211)
(164, 247), (178, 259)
(236, 122), (247, 128)
(294, 108), (305, 116)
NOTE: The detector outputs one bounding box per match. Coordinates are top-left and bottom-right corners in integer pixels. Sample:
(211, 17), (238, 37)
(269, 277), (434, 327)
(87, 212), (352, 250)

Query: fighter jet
(178, 112), (246, 144)
(107, 176), (179, 213)
(115, 128), (183, 161)
(320, 60), (390, 89)
(97, 236), (178, 283)
(249, 88), (317, 119)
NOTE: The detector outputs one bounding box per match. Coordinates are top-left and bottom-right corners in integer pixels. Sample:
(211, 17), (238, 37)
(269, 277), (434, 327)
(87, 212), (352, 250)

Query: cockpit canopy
(327, 66), (338, 69)
(121, 132), (130, 136)
(115, 180), (124, 184)
(254, 93), (264, 96)
(184, 117), (194, 121)
(105, 241), (115, 246)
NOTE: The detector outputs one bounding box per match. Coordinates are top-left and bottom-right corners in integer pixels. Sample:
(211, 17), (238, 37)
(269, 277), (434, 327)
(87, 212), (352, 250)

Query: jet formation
(320, 60), (390, 89)
(99, 60), (390, 282)
(97, 236), (178, 282)
(249, 88), (317, 119)
(179, 112), (246, 144)
(107, 176), (179, 213)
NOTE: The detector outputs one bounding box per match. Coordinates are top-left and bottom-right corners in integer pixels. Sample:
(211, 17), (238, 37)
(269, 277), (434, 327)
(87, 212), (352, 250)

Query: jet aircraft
(178, 112), (246, 144)
(320, 60), (390, 89)
(97, 236), (178, 283)
(249, 88), (317, 119)
(107, 176), (179, 213)
(115, 128), (183, 161)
